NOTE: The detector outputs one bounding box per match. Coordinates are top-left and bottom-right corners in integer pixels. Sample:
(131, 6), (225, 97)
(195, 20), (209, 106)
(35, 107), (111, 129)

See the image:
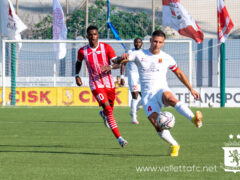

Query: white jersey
(127, 48), (141, 92)
(128, 49), (178, 96)
(127, 49), (139, 73)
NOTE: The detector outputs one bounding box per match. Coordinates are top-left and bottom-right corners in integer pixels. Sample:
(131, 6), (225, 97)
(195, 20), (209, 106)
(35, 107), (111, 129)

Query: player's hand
(100, 65), (111, 73)
(121, 61), (128, 65)
(120, 78), (125, 86)
(75, 76), (82, 86)
(121, 53), (129, 59)
(112, 56), (128, 64)
(190, 89), (200, 100)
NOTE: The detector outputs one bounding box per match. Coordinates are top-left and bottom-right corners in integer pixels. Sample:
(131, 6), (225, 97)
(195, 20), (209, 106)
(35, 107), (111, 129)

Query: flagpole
(220, 42), (225, 107)
(218, 0), (227, 107)
(65, 0), (69, 15)
(152, 0), (155, 33)
(16, 0), (19, 14)
(85, 0), (89, 35)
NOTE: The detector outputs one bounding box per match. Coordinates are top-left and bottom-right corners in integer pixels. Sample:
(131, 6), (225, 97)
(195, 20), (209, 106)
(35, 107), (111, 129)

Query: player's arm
(120, 63), (125, 86)
(173, 68), (199, 100)
(112, 54), (129, 64)
(75, 49), (84, 86)
(100, 63), (120, 73)
(75, 60), (83, 86)
(100, 44), (123, 72)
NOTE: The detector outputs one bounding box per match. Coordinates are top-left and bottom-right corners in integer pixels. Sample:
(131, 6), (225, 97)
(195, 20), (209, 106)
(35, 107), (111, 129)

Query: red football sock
(103, 105), (121, 138)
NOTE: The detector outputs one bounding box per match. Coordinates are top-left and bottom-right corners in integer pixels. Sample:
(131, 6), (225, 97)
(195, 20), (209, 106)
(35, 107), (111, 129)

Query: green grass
(0, 107), (240, 180)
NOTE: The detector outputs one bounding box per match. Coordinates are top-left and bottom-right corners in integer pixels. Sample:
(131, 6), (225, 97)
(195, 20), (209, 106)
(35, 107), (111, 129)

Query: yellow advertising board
(0, 87), (128, 106)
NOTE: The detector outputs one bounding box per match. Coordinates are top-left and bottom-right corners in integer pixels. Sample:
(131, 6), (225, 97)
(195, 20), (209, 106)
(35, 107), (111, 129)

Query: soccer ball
(208, 102), (214, 108)
(157, 111), (175, 129)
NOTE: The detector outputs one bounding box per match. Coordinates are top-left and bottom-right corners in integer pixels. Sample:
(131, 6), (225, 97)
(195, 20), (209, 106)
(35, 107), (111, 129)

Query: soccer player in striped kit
(75, 25), (127, 147)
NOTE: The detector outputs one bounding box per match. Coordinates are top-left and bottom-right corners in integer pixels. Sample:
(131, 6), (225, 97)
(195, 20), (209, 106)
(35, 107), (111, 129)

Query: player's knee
(148, 112), (161, 130)
(103, 105), (112, 116)
(132, 92), (138, 99)
(163, 92), (178, 107)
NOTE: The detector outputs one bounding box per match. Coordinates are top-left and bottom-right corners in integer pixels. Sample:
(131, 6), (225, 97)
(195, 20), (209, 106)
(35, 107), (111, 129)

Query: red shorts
(92, 88), (116, 107)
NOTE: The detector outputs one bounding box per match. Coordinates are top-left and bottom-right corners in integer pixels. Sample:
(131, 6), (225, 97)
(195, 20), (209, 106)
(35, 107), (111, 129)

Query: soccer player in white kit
(114, 30), (203, 156)
(120, 38), (143, 124)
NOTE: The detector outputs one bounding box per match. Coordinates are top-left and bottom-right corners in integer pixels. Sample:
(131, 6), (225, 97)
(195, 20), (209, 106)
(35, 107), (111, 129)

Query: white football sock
(136, 96), (142, 111)
(131, 98), (138, 121)
(158, 130), (178, 146)
(174, 102), (194, 122)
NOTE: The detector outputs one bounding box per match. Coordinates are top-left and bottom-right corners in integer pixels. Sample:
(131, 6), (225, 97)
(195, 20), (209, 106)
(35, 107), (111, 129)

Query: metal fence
(1, 0), (240, 88)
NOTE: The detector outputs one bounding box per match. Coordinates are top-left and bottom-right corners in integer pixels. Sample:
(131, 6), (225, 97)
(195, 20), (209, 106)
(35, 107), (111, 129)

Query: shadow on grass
(37, 121), (139, 124)
(3, 120), (145, 125)
(0, 144), (167, 157)
(38, 121), (103, 124)
(2, 120), (103, 124)
(0, 150), (167, 157)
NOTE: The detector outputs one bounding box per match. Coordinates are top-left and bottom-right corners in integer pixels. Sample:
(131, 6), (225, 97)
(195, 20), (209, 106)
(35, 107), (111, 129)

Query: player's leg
(162, 90), (202, 128)
(148, 112), (178, 145)
(99, 110), (110, 128)
(129, 72), (141, 124)
(104, 88), (128, 147)
(143, 95), (180, 156)
(136, 92), (142, 111)
(92, 89), (110, 128)
(130, 91), (140, 124)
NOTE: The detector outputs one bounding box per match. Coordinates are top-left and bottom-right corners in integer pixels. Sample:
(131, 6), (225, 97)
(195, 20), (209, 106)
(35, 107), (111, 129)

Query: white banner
(162, 0), (203, 43)
(217, 0), (234, 43)
(0, 0), (27, 47)
(171, 88), (240, 107)
(53, 0), (67, 59)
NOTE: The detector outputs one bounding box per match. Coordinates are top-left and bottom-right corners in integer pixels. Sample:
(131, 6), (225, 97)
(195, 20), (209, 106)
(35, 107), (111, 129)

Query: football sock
(131, 98), (139, 121)
(158, 130), (178, 146)
(174, 102), (194, 122)
(136, 96), (142, 111)
(103, 105), (121, 138)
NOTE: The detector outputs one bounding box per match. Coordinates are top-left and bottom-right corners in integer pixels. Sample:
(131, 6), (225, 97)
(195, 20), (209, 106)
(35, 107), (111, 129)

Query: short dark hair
(152, 30), (166, 39)
(134, 37), (142, 43)
(87, 25), (98, 34)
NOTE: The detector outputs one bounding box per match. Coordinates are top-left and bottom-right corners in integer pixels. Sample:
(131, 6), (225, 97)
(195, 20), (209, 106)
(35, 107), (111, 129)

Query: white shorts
(128, 71), (141, 92)
(142, 88), (172, 117)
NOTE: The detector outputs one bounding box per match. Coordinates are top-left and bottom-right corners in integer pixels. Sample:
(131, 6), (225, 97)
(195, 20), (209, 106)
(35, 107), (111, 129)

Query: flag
(53, 0), (67, 59)
(0, 0), (27, 45)
(107, 0), (127, 50)
(217, 0), (234, 43)
(162, 0), (203, 43)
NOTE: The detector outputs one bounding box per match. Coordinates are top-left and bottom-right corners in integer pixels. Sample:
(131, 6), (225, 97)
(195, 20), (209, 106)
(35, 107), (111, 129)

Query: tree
(32, 0), (162, 39)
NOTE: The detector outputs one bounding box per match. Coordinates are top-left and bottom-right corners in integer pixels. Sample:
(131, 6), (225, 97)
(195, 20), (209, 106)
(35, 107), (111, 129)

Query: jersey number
(148, 106), (152, 112)
(96, 93), (104, 101)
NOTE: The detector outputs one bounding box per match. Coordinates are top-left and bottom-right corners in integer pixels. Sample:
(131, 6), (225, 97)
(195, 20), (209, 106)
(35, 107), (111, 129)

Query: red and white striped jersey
(78, 42), (116, 90)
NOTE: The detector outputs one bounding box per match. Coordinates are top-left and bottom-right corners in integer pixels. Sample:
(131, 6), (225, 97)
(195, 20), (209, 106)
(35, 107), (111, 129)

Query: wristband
(120, 75), (125, 79)
(75, 74), (80, 77)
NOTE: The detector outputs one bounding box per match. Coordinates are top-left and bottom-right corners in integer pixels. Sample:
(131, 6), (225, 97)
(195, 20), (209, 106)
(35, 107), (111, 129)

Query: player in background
(114, 75), (122, 88)
(120, 38), (143, 124)
(75, 25), (128, 147)
(113, 30), (203, 156)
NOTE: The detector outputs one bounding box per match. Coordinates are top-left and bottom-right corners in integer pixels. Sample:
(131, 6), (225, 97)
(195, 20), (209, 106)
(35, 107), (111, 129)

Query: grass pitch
(0, 107), (239, 180)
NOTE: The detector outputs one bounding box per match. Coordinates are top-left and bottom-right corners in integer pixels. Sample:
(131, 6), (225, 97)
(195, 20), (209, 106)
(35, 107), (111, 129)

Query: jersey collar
(88, 42), (100, 51)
